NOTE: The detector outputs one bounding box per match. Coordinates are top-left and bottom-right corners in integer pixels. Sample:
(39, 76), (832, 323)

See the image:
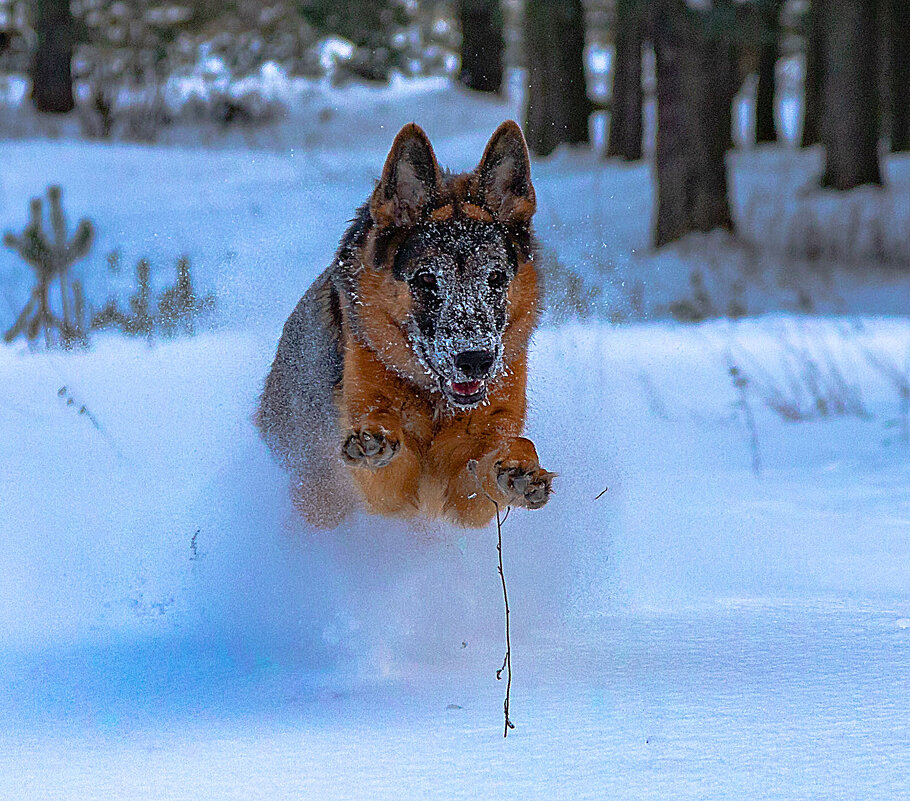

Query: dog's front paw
(343, 428), (400, 469)
(495, 460), (556, 510)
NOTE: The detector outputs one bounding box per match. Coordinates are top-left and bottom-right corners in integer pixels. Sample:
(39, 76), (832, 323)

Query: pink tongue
(451, 380), (482, 396)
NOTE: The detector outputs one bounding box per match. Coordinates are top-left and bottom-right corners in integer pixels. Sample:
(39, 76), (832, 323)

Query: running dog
(257, 121), (554, 528)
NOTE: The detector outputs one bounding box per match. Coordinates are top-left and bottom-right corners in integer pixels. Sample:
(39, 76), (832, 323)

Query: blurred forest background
(1, 0), (906, 254)
(1, 0), (909, 349)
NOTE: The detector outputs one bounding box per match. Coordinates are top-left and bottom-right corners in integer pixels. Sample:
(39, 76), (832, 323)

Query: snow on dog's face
(394, 217), (515, 406)
(366, 121), (538, 408)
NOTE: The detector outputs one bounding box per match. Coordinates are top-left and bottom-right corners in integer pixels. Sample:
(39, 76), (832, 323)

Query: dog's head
(363, 121), (538, 408)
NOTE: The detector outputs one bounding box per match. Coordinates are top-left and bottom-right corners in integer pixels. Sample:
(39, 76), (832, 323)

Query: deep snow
(3, 320), (910, 799)
(2, 75), (910, 799)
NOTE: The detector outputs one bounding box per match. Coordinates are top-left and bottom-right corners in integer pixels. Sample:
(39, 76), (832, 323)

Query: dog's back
(256, 266), (354, 525)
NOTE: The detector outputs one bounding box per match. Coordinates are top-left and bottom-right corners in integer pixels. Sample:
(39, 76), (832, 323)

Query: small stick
(728, 362), (762, 476)
(56, 385), (128, 462)
(467, 459), (515, 737)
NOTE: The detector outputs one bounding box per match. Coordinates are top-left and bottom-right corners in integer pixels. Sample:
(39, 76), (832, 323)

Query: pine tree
(3, 186), (93, 346)
(31, 0), (74, 113)
(820, 0), (882, 189)
(458, 0), (504, 93)
(652, 0), (734, 248)
(606, 0), (644, 160)
(296, 0), (410, 81)
(890, 0), (910, 152)
(158, 256), (215, 337)
(801, 0), (823, 147)
(755, 0), (783, 144)
(524, 0), (590, 157)
(92, 255), (216, 339)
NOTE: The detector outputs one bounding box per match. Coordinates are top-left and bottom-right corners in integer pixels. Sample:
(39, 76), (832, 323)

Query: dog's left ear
(371, 123), (441, 229)
(475, 121), (536, 224)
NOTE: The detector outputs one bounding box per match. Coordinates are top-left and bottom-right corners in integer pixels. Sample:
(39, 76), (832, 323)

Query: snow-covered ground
(2, 78), (910, 799)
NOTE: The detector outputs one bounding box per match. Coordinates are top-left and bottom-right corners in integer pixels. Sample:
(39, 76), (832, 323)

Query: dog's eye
(488, 270), (508, 290)
(412, 271), (438, 290)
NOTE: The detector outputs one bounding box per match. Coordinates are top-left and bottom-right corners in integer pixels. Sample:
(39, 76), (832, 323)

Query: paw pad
(495, 461), (555, 510)
(343, 429), (400, 469)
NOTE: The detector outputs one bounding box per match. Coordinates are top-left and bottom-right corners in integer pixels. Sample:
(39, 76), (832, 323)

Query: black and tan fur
(257, 121), (554, 528)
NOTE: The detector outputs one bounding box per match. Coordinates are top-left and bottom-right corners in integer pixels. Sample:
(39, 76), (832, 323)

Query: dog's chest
(399, 398), (480, 449)
(397, 397), (435, 443)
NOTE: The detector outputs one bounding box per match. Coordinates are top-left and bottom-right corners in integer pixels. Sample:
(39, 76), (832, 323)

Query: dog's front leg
(470, 436), (555, 522)
(338, 340), (422, 516)
(433, 423), (556, 528)
(432, 358), (555, 527)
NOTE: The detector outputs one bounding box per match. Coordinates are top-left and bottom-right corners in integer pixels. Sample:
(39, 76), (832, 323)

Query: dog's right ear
(475, 120), (536, 224)
(370, 123), (441, 229)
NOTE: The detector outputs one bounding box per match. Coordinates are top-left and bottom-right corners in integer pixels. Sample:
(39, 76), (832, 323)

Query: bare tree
(31, 0), (75, 113)
(890, 0), (910, 151)
(820, 0), (882, 188)
(524, 0), (590, 157)
(606, 0), (644, 160)
(801, 0), (823, 147)
(458, 0), (504, 94)
(755, 0), (783, 143)
(652, 0), (734, 248)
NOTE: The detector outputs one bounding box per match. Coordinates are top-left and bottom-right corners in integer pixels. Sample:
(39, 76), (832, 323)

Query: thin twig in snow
(467, 459), (515, 738)
(726, 358), (762, 476)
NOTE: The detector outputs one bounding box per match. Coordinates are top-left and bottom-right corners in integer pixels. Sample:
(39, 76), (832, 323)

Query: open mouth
(446, 379), (487, 406)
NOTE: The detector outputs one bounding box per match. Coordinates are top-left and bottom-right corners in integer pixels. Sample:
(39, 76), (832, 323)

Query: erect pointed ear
(475, 120), (536, 224)
(370, 123), (441, 229)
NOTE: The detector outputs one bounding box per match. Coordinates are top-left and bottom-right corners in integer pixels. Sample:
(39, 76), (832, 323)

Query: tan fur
(338, 325), (543, 526)
(340, 123), (550, 527)
(461, 202), (495, 223)
(339, 236), (546, 527)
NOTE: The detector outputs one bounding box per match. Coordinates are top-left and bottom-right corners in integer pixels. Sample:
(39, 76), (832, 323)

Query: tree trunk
(524, 0), (590, 157)
(820, 0), (882, 189)
(891, 0), (910, 151)
(652, 0), (735, 248)
(606, 0), (643, 160)
(755, 0), (783, 143)
(801, 0), (823, 147)
(878, 0), (893, 146)
(31, 0), (75, 114)
(458, 0), (504, 93)
(715, 0), (739, 152)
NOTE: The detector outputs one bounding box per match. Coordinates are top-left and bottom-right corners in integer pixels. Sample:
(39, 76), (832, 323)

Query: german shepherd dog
(257, 121), (555, 528)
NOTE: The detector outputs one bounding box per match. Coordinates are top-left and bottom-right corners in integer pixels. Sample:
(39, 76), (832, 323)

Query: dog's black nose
(455, 350), (495, 379)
